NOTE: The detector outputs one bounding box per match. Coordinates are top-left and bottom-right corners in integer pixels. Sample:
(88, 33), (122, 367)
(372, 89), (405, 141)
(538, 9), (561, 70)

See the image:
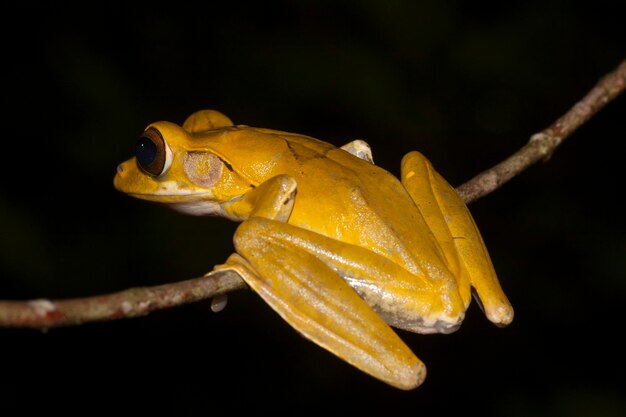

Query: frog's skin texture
(114, 110), (513, 390)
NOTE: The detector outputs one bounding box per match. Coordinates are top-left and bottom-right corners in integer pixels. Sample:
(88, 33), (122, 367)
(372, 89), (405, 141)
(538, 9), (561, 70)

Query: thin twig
(0, 270), (246, 328)
(456, 59), (626, 204)
(1, 59), (624, 329)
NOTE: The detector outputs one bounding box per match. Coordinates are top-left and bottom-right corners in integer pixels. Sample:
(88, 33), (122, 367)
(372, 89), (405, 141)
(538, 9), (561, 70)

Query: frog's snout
(113, 159), (134, 192)
(114, 159), (136, 179)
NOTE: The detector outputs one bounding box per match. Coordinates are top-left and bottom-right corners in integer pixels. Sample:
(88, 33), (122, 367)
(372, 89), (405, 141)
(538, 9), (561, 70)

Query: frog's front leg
(400, 151), (514, 326)
(221, 173), (297, 222)
(210, 175), (424, 390)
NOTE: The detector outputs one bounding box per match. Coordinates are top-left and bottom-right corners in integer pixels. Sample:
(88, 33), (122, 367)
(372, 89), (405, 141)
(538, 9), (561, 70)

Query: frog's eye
(136, 127), (172, 176)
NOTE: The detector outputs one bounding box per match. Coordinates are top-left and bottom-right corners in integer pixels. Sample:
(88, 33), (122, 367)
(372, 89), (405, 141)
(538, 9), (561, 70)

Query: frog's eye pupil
(136, 137), (157, 167)
(135, 127), (167, 176)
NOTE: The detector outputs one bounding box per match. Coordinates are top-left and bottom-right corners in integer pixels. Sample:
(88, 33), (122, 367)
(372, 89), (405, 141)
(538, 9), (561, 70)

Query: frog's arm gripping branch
(0, 59), (624, 329)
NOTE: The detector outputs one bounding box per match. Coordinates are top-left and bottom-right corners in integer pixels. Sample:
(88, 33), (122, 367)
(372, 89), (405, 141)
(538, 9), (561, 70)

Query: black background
(1, 1), (625, 415)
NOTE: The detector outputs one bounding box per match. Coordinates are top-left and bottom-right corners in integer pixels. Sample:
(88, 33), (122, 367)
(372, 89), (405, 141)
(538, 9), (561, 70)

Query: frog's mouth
(166, 199), (231, 217)
(114, 158), (213, 199)
(123, 189), (214, 202)
(114, 184), (223, 215)
(127, 190), (234, 218)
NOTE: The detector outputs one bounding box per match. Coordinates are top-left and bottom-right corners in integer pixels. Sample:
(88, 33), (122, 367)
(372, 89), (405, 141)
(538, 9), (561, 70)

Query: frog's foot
(205, 254), (256, 313)
(400, 151), (514, 326)
(340, 140), (374, 164)
(209, 294), (228, 312)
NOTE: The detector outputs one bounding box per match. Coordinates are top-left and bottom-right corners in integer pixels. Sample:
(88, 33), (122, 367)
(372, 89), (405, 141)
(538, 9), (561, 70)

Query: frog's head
(114, 110), (253, 217)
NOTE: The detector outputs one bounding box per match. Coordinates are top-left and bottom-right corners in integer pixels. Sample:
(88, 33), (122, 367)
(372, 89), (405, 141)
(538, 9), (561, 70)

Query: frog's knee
(401, 151), (430, 173)
(341, 139), (374, 163)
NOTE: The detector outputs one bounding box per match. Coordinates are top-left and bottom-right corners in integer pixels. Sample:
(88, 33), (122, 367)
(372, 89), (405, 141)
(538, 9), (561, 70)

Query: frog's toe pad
(488, 304), (514, 327)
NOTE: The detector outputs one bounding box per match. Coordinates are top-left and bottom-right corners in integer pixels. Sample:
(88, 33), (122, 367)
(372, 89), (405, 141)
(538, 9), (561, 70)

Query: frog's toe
(487, 303), (514, 327)
(472, 286), (514, 326)
(210, 294), (228, 312)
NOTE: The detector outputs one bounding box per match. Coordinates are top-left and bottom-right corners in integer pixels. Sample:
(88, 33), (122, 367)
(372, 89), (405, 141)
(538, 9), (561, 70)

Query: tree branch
(456, 59), (626, 204)
(1, 59), (624, 329)
(0, 270), (246, 328)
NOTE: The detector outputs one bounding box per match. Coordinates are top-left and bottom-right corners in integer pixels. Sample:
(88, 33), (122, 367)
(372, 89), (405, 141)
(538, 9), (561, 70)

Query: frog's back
(204, 125), (444, 275)
(263, 129), (446, 277)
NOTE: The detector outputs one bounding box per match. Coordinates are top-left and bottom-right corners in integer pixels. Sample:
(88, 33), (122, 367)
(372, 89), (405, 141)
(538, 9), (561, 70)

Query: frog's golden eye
(136, 127), (171, 176)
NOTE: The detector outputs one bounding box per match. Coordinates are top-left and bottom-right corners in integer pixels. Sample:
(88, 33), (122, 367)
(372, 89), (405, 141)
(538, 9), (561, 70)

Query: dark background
(1, 1), (624, 415)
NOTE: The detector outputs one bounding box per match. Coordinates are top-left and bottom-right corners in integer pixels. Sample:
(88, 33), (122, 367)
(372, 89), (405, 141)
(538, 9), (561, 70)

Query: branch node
(29, 299), (57, 316)
(529, 132), (559, 161)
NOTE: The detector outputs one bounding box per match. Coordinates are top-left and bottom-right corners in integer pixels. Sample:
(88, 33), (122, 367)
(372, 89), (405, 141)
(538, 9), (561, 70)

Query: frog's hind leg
(210, 174), (424, 389)
(400, 151), (513, 326)
(340, 140), (374, 163)
(229, 217), (425, 390)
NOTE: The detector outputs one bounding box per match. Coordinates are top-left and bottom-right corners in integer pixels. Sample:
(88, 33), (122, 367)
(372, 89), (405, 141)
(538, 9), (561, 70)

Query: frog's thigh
(233, 217), (425, 390)
(400, 151), (513, 326)
(243, 217), (465, 333)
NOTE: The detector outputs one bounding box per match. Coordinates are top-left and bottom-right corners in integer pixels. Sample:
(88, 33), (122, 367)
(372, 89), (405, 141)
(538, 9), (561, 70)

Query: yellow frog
(114, 109), (513, 390)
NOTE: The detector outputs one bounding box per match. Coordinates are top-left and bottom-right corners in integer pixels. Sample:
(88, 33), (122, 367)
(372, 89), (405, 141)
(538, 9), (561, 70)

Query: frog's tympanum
(114, 110), (513, 390)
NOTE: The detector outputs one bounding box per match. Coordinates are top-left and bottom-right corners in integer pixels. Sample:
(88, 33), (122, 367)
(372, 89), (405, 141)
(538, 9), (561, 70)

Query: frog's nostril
(117, 164), (124, 174)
